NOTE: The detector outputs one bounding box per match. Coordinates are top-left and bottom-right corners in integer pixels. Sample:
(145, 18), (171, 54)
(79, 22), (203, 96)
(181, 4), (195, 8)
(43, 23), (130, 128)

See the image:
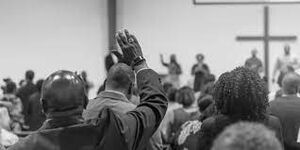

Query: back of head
(25, 70), (35, 81)
(36, 79), (44, 92)
(212, 122), (283, 150)
(41, 70), (88, 116)
(5, 81), (17, 94)
(213, 67), (268, 121)
(167, 87), (177, 102)
(106, 63), (135, 92)
(282, 73), (300, 95)
(177, 86), (195, 108)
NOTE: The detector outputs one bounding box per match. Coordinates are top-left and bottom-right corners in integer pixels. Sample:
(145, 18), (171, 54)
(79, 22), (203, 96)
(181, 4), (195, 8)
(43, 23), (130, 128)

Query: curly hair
(212, 122), (282, 150)
(213, 67), (268, 121)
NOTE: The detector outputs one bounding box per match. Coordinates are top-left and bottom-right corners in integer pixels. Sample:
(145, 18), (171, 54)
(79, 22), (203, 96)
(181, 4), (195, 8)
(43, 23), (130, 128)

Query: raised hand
(116, 29), (143, 66)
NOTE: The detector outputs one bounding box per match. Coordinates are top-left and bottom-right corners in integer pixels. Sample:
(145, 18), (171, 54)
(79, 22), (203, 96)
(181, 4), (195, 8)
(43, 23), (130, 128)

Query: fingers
(124, 29), (131, 40)
(118, 32), (128, 44)
(129, 34), (139, 45)
(116, 33), (125, 48)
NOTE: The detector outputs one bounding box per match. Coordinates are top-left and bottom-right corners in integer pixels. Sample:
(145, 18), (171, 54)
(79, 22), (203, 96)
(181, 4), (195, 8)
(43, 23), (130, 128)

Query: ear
(83, 95), (88, 109)
(40, 98), (47, 114)
(128, 83), (133, 95)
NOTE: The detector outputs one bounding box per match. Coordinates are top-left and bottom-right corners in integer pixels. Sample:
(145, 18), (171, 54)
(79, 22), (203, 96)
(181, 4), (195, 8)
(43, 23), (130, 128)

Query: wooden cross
(236, 6), (297, 84)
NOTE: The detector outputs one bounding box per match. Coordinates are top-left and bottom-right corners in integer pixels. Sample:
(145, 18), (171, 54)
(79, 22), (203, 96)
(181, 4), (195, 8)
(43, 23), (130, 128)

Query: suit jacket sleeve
(119, 69), (168, 150)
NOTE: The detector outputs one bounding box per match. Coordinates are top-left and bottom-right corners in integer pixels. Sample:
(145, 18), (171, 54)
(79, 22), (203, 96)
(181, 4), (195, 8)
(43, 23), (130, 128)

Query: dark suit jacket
(196, 114), (283, 150)
(8, 69), (168, 150)
(269, 95), (300, 150)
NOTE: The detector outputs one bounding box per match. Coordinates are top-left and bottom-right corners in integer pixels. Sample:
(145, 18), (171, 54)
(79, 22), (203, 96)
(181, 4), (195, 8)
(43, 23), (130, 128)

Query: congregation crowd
(0, 30), (300, 150)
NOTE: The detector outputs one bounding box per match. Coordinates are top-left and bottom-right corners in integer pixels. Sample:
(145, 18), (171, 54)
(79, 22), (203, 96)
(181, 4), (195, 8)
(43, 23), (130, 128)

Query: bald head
(106, 63), (135, 92)
(282, 73), (300, 95)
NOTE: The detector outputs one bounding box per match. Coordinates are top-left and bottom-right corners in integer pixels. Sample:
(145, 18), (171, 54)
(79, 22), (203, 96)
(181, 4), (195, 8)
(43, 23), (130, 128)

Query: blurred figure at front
(16, 70), (37, 125)
(191, 54), (210, 92)
(160, 54), (182, 88)
(245, 49), (263, 75)
(273, 45), (299, 87)
(27, 79), (46, 131)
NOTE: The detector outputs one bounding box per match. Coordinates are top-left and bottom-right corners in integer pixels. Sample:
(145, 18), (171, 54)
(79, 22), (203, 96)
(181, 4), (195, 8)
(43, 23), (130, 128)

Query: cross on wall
(236, 6), (297, 84)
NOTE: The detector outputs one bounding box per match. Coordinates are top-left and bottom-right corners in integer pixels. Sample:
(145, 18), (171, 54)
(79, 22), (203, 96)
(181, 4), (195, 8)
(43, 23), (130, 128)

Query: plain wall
(0, 0), (108, 97)
(116, 0), (300, 91)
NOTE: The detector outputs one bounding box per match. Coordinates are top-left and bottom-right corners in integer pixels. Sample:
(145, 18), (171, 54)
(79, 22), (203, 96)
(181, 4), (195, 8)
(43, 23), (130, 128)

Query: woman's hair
(213, 67), (268, 121)
(177, 86), (195, 108)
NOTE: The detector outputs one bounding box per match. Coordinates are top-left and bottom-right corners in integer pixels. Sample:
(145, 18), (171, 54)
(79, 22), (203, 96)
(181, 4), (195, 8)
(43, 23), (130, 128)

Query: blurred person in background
(174, 89), (216, 150)
(269, 73), (300, 150)
(165, 86), (200, 149)
(192, 54), (210, 92)
(27, 79), (45, 131)
(16, 70), (37, 126)
(160, 54), (182, 88)
(245, 49), (263, 75)
(0, 80), (24, 132)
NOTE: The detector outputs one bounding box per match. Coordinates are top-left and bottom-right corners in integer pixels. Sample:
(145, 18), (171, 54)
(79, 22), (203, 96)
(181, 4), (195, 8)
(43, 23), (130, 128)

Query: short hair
(106, 63), (135, 90)
(177, 86), (195, 108)
(212, 122), (283, 150)
(282, 73), (300, 95)
(25, 70), (35, 81)
(213, 67), (268, 121)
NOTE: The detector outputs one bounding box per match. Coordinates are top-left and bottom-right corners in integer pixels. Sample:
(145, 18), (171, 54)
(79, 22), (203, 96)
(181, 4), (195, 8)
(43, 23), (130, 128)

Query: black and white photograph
(0, 0), (300, 150)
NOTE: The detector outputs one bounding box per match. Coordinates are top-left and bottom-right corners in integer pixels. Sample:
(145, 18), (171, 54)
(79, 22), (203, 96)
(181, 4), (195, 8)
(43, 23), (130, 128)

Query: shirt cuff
(136, 68), (151, 75)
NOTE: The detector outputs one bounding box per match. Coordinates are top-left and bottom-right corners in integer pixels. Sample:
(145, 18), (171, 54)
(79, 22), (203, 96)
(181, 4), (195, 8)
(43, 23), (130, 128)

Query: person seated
(196, 67), (283, 150)
(269, 73), (300, 150)
(83, 63), (163, 150)
(173, 92), (216, 150)
(211, 122), (283, 150)
(8, 30), (168, 150)
(164, 86), (200, 148)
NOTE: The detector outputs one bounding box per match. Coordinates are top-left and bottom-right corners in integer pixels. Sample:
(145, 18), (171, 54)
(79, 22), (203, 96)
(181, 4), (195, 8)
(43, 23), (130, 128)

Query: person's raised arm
(115, 30), (168, 150)
(160, 54), (168, 67)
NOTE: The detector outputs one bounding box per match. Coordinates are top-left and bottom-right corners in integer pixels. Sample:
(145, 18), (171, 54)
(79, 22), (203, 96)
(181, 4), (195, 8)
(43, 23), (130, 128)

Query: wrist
(134, 61), (148, 73)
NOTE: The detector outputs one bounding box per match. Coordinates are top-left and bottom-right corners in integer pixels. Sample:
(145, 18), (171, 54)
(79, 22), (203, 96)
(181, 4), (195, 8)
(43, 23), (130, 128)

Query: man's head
(212, 122), (283, 150)
(284, 45), (290, 55)
(106, 63), (135, 99)
(36, 79), (44, 92)
(25, 70), (35, 82)
(196, 54), (204, 62)
(41, 70), (88, 117)
(251, 49), (258, 57)
(282, 73), (300, 95)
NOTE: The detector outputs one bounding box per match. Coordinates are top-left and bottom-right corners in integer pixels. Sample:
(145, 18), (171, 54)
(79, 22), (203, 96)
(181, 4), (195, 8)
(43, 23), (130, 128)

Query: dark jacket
(195, 114), (283, 150)
(269, 95), (300, 150)
(16, 82), (37, 123)
(8, 69), (168, 150)
(83, 90), (163, 150)
(27, 92), (46, 131)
